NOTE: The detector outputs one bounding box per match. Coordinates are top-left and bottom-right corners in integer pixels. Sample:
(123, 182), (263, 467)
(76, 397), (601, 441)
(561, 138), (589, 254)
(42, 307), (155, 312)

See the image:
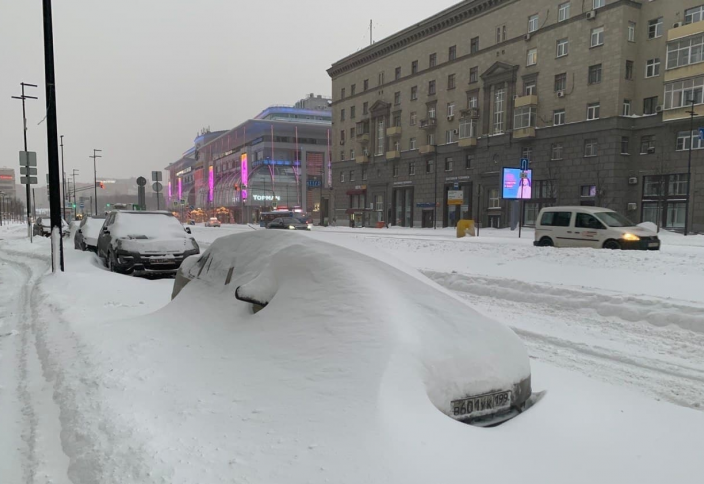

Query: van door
(537, 211), (573, 247)
(571, 212), (607, 247)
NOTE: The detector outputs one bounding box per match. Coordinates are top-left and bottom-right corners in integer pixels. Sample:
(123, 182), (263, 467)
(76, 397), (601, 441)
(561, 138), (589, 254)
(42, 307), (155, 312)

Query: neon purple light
(241, 153), (248, 200)
(168, 181), (172, 199)
(178, 178), (182, 200)
(208, 166), (214, 202)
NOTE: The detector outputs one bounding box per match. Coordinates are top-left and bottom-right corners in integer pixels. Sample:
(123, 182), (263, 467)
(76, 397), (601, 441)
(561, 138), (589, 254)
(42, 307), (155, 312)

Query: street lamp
(72, 169), (79, 218)
(90, 149), (102, 214)
(685, 99), (696, 236)
(60, 135), (66, 220)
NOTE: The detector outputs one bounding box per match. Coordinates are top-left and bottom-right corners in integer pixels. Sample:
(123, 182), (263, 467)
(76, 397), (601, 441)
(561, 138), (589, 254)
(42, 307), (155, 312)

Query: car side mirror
(185, 227), (192, 234)
(77, 229), (82, 234)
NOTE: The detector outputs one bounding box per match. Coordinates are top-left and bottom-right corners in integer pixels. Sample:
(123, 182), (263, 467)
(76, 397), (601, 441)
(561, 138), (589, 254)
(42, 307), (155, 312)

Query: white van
(534, 206), (660, 250)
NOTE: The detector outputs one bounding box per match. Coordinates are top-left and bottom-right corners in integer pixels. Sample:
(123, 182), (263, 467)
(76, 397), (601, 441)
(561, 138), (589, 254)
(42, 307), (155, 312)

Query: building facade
(328, 0), (704, 232)
(0, 167), (16, 199)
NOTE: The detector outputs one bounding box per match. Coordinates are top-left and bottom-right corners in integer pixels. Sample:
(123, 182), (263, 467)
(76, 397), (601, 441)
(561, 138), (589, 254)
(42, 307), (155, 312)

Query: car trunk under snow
(173, 231), (532, 425)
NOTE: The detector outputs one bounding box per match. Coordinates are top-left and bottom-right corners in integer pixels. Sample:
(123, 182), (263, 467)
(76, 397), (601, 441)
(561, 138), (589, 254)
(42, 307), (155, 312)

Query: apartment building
(327, 0), (704, 232)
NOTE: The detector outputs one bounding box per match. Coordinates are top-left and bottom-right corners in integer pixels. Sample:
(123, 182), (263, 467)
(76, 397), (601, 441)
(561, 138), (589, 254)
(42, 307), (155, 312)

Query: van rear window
(541, 212), (572, 227)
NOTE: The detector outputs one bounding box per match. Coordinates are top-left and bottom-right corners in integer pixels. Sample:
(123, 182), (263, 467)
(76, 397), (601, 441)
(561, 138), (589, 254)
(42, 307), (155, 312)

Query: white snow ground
(1, 222), (703, 483)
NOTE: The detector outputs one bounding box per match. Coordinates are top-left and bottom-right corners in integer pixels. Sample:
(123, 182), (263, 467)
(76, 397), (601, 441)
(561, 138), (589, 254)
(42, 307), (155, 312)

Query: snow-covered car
(32, 217), (69, 238)
(171, 231), (532, 426)
(97, 210), (199, 276)
(205, 217), (221, 227)
(74, 216), (106, 252)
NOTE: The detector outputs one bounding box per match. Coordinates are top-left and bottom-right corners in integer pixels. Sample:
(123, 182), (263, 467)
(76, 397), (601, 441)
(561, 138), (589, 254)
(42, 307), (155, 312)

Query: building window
(488, 188), (500, 209)
(554, 73), (567, 92)
(588, 64), (602, 84)
(628, 22), (636, 42)
(363, 102), (369, 115)
(447, 103), (455, 118)
(445, 157), (453, 172)
(410, 112), (417, 126)
(376, 119), (385, 156)
(449, 45), (457, 61)
(467, 93), (478, 108)
(340, 171), (345, 183)
(411, 86), (418, 101)
(664, 77), (704, 109)
(470, 36), (479, 53)
(393, 163), (399, 177)
(409, 161), (416, 176)
(363, 79), (369, 91)
(551, 143), (564, 160)
(448, 74), (456, 90)
(626, 60), (634, 80)
(411, 60), (418, 74)
(340, 129), (346, 144)
(527, 48), (538, 66)
(467, 67), (478, 84)
(427, 133), (436, 145)
(429, 80), (436, 95)
(648, 17), (663, 39)
(621, 136), (630, 154)
(350, 106), (356, 119)
(677, 130), (704, 150)
(686, 5), (704, 25)
(465, 154), (472, 169)
(426, 159), (433, 174)
(669, 174), (690, 196)
(622, 99), (631, 116)
(393, 113), (401, 127)
(528, 14), (539, 33)
(340, 150), (345, 162)
(580, 185), (597, 198)
(643, 96), (658, 114)
(341, 108), (346, 121)
(341, 88), (346, 100)
(429, 53), (437, 68)
(350, 170), (355, 182)
(558, 2), (570, 22)
(493, 86), (505, 134)
(394, 91), (401, 105)
(646, 58), (661, 78)
(410, 137), (417, 150)
(554, 109), (566, 126)
(362, 167), (368, 181)
(584, 139), (598, 157)
(640, 135), (656, 154)
(445, 130), (455, 144)
(557, 38), (569, 57)
(514, 106), (537, 129)
(351, 84), (356, 96)
(459, 118), (477, 139)
(666, 35), (704, 69)
(525, 80), (537, 96)
(591, 27), (605, 48)
(521, 146), (533, 161)
(378, 71), (385, 86)
(587, 103), (600, 120)
(428, 105), (436, 119)
(350, 149), (355, 160)
(395, 66), (402, 80)
(593, 0), (605, 9)
(350, 127), (356, 138)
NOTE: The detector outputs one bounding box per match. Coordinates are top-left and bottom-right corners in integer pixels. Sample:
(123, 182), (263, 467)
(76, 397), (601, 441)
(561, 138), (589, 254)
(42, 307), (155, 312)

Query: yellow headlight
(622, 233), (640, 241)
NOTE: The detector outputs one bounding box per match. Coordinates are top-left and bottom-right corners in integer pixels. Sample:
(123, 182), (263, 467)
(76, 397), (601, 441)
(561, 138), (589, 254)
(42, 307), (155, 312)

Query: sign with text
(19, 151), (37, 167)
(502, 168), (533, 200)
(240, 153), (248, 200)
(448, 190), (464, 205)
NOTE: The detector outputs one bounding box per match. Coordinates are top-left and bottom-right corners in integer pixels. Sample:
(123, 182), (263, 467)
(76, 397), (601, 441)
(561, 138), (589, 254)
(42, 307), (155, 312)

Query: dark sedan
(266, 217), (311, 231)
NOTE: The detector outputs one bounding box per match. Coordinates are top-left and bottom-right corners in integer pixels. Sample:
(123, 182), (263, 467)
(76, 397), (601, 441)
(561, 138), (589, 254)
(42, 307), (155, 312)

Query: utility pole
(685, 99), (696, 236)
(42, 0), (64, 271)
(61, 135), (66, 221)
(91, 149), (102, 214)
(11, 82), (38, 241)
(434, 146), (438, 229)
(72, 169), (79, 218)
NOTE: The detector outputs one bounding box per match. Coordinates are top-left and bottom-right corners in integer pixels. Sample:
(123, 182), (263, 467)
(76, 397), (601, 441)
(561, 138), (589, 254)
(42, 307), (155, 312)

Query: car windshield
(594, 211), (635, 228)
(111, 213), (187, 239)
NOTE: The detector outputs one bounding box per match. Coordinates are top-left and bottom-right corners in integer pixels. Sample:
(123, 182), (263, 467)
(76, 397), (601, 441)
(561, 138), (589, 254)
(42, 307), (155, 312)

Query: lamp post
(434, 145), (438, 229)
(61, 135), (66, 220)
(685, 99), (696, 236)
(90, 149), (102, 214)
(72, 169), (79, 218)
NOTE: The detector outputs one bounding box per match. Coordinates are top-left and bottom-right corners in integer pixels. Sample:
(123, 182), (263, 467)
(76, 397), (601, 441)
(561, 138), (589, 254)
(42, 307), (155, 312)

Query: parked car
(74, 216), (106, 251)
(97, 210), (199, 276)
(205, 217), (221, 227)
(266, 217), (310, 230)
(534, 206), (661, 250)
(170, 231), (533, 427)
(187, 219), (196, 226)
(33, 217), (69, 238)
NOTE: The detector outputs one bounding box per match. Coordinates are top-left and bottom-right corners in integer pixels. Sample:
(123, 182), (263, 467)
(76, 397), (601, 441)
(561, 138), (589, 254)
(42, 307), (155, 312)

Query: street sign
(152, 182), (163, 192)
(20, 166), (37, 175)
(151, 171), (162, 182)
(136, 176), (147, 187)
(453, 182), (459, 189)
(20, 176), (38, 185)
(699, 128), (704, 141)
(448, 190), (463, 205)
(19, 151), (37, 167)
(79, 202), (84, 209)
(520, 158), (530, 171)
(307, 179), (322, 188)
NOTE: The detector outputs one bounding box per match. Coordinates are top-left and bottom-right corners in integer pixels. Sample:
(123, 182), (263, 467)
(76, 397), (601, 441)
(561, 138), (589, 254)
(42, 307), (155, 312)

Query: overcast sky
(0, 0), (457, 186)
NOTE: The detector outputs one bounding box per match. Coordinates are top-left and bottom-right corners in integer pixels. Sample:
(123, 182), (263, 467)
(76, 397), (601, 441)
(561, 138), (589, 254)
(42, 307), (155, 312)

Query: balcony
(668, 21), (704, 42)
(458, 137), (478, 148)
(513, 127), (536, 139)
(419, 118), (437, 129)
(356, 133), (370, 144)
(514, 94), (538, 108)
(663, 103), (704, 122)
(386, 150), (401, 160)
(664, 62), (704, 82)
(461, 108), (480, 119)
(355, 154), (370, 164)
(386, 126), (402, 137)
(419, 145), (436, 155)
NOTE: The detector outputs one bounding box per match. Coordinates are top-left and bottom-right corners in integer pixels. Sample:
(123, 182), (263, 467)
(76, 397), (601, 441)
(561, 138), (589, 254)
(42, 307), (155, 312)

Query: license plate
(451, 391), (511, 418)
(150, 258), (169, 264)
(648, 242), (659, 248)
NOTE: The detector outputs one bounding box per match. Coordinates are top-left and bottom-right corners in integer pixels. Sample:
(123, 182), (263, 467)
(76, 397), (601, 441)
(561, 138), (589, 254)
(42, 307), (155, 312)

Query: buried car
(97, 210), (199, 276)
(33, 217), (69, 238)
(74, 215), (106, 251)
(171, 231), (532, 426)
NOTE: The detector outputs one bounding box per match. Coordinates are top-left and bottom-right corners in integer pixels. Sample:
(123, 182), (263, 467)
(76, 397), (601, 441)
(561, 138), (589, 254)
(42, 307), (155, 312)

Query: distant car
(33, 217), (69, 238)
(187, 219), (196, 226)
(170, 231), (533, 427)
(74, 216), (106, 252)
(296, 216), (314, 230)
(266, 217), (310, 230)
(534, 206), (661, 250)
(96, 210), (199, 277)
(205, 217), (221, 227)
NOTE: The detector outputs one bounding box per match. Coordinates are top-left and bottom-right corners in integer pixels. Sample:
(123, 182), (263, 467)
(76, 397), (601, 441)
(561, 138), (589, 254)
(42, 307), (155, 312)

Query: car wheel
(603, 239), (622, 250)
(538, 237), (554, 247)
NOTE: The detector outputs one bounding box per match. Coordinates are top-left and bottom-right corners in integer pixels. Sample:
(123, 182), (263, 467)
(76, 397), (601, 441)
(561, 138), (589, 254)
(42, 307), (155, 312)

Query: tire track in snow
(425, 270), (704, 411)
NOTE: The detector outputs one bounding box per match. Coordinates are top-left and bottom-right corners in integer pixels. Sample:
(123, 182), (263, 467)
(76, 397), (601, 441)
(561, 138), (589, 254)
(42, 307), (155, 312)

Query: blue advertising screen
(502, 168), (532, 200)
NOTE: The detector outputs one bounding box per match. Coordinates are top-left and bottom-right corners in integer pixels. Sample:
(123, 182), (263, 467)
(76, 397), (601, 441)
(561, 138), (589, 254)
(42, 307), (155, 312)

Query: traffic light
(72, 203), (76, 209)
